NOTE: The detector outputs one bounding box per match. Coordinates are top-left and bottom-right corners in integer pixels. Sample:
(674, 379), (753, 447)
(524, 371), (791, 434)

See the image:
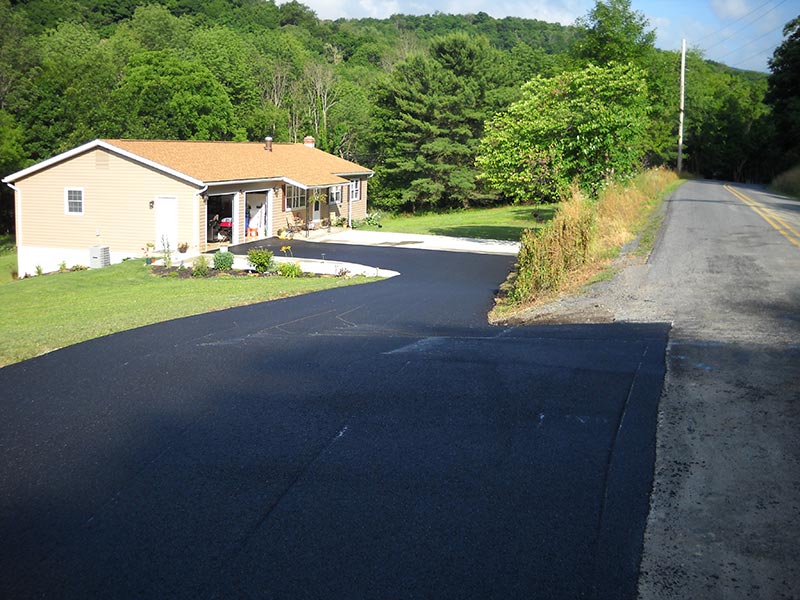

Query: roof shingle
(103, 139), (372, 187)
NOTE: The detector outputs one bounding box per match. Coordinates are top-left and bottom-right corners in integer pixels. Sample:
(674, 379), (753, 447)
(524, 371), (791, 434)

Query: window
(65, 188), (84, 215)
(286, 185), (306, 210)
(349, 179), (361, 202)
(328, 185), (342, 204)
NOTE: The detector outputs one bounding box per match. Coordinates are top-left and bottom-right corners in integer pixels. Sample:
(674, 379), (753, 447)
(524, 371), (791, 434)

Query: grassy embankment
(770, 164), (800, 198)
(0, 234), (15, 283)
(492, 168), (683, 319)
(0, 258), (377, 367)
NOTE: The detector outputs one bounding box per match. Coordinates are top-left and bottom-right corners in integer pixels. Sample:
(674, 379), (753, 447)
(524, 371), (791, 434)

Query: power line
(703, 0), (790, 52)
(694, 0), (787, 45)
(714, 20), (787, 61)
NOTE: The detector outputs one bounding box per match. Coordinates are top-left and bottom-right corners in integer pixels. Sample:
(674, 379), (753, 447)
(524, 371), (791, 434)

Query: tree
(109, 51), (243, 140)
(477, 63), (650, 203)
(767, 16), (800, 168)
(573, 0), (656, 65)
(372, 34), (495, 211)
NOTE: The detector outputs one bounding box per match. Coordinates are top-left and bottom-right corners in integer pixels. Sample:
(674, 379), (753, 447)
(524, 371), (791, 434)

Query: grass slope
(0, 259), (375, 367)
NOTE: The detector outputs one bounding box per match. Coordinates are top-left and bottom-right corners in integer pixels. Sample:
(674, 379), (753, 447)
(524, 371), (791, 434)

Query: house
(2, 136), (373, 276)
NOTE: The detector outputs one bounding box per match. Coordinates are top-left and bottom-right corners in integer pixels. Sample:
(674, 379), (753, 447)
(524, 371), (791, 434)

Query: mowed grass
(0, 258), (377, 367)
(359, 204), (558, 241)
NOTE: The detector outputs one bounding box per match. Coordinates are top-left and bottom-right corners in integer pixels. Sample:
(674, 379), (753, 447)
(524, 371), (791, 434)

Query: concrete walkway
(302, 227), (520, 256)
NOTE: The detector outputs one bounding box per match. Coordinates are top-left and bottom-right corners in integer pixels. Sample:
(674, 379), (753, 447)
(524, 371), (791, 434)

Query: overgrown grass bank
(770, 164), (800, 198)
(358, 204), (558, 241)
(494, 168), (681, 316)
(0, 259), (377, 367)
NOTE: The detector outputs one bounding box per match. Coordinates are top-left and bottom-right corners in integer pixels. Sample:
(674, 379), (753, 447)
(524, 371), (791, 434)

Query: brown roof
(102, 139), (372, 187)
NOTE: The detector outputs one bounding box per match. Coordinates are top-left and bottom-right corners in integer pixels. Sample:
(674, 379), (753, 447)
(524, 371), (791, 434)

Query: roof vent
(264, 137), (273, 152)
(303, 136), (316, 149)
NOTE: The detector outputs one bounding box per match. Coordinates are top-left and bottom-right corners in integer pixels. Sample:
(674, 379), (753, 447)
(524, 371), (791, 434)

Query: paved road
(633, 181), (800, 599)
(0, 241), (668, 598)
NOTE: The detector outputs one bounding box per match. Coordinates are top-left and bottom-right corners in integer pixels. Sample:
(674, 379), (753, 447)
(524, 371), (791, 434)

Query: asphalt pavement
(0, 238), (669, 597)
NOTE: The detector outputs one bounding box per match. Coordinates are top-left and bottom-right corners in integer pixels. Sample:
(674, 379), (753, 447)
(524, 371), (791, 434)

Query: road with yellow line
(724, 183), (800, 248)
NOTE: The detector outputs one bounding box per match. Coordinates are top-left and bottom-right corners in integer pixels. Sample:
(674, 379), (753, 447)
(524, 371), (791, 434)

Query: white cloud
(709, 0), (751, 20)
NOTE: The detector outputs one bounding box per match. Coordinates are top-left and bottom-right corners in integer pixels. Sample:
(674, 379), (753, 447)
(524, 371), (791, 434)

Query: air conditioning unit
(89, 245), (111, 268)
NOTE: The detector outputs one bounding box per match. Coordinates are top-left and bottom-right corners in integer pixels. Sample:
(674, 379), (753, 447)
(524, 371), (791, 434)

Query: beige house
(2, 136), (373, 276)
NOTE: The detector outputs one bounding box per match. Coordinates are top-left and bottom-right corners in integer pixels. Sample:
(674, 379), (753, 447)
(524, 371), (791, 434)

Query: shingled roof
(3, 139), (373, 188)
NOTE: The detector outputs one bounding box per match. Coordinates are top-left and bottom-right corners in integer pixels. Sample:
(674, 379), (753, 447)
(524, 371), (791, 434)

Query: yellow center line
(724, 185), (800, 249)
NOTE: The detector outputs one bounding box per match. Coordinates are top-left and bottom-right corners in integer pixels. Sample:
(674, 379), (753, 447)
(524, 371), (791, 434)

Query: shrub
(213, 251), (234, 271)
(362, 211), (383, 227)
(58, 261), (67, 273)
(247, 248), (274, 274)
(70, 264), (88, 271)
(277, 262), (303, 278)
(192, 255), (210, 277)
(35, 265), (43, 276)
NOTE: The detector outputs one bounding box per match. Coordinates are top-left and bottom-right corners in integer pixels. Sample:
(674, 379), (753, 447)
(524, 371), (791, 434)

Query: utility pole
(678, 38), (686, 174)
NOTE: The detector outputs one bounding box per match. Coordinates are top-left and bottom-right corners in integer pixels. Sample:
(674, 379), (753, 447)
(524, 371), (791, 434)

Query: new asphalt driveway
(0, 240), (668, 599)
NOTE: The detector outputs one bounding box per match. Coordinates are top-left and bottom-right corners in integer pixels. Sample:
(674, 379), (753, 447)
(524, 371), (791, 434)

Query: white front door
(155, 196), (178, 254)
(312, 199), (321, 222)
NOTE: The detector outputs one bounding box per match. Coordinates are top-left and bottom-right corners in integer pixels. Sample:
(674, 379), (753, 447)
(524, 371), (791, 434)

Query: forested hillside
(0, 0), (792, 228)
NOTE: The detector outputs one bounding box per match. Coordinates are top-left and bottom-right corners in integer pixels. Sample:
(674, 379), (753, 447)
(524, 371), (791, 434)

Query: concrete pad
(305, 228), (520, 256)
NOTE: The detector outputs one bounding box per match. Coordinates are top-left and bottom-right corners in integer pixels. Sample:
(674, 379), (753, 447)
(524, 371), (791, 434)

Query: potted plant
(177, 242), (189, 253)
(142, 242), (155, 264)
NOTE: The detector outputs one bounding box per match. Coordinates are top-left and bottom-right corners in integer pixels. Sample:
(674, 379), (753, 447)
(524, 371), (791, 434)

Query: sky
(282, 0), (798, 72)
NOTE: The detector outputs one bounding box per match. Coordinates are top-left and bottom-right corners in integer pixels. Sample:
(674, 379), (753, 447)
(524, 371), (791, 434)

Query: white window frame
(286, 185), (307, 210)
(349, 179), (361, 202)
(328, 185), (342, 205)
(65, 188), (84, 215)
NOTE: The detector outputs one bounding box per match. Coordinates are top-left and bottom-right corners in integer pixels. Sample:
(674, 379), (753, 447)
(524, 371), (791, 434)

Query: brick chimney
(303, 136), (316, 148)
(264, 137), (273, 152)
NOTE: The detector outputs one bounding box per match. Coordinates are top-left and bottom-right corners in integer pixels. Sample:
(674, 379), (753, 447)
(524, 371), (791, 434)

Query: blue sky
(286, 0), (797, 72)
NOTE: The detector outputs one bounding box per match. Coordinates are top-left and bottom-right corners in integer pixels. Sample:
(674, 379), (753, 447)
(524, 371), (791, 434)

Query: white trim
(232, 193), (241, 245)
(335, 171), (374, 178)
(349, 179), (361, 203)
(328, 185), (342, 205)
(8, 183), (21, 246)
(3, 140), (205, 187)
(65, 187), (84, 215)
(205, 177), (284, 187)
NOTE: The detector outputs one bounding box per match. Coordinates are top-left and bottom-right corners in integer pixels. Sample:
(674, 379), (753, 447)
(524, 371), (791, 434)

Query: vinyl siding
(15, 148), (199, 254)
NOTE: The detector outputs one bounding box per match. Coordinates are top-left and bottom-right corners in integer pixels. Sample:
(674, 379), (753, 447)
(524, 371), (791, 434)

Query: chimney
(264, 137), (273, 152)
(303, 136), (316, 149)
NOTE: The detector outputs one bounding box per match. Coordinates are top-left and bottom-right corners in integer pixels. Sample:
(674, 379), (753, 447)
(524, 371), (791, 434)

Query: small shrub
(247, 248), (274, 274)
(213, 251), (234, 271)
(362, 211), (383, 227)
(277, 262), (303, 278)
(192, 255), (210, 277)
(70, 264), (88, 271)
(335, 267), (350, 278)
(35, 265), (43, 276)
(58, 261), (67, 273)
(166, 270), (179, 278)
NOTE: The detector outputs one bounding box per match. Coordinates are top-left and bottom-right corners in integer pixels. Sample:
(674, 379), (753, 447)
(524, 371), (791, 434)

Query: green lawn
(359, 204), (557, 241)
(0, 259), (377, 367)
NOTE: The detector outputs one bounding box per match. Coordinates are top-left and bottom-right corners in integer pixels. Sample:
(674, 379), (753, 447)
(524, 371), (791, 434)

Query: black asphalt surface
(0, 240), (669, 599)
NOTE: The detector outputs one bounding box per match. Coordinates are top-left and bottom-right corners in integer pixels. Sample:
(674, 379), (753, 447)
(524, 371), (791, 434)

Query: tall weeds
(506, 168), (678, 305)
(771, 165), (800, 198)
